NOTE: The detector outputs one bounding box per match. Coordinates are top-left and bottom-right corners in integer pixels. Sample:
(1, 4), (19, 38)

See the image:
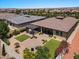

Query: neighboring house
(0, 13), (46, 28)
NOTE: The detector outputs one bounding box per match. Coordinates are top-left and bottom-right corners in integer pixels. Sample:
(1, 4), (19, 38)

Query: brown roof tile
(32, 17), (78, 32)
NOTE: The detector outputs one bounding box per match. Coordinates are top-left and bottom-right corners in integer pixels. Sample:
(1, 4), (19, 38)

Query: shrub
(35, 46), (50, 59)
(39, 32), (43, 35)
(23, 48), (35, 59)
(20, 28), (26, 32)
(7, 33), (13, 38)
(13, 30), (20, 35)
(54, 36), (56, 39)
(14, 42), (20, 48)
(49, 35), (53, 37)
(42, 39), (47, 44)
(15, 49), (19, 54)
(2, 38), (10, 45)
(9, 57), (16, 59)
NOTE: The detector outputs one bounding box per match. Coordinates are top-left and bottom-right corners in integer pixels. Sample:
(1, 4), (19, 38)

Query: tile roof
(32, 17), (78, 32)
(0, 13), (46, 24)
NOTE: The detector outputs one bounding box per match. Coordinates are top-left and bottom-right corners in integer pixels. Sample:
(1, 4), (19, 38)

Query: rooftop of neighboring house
(0, 13), (46, 25)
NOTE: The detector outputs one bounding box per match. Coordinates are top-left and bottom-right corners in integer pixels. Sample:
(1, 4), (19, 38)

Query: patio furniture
(31, 48), (34, 51)
(54, 36), (56, 39)
(14, 42), (20, 48)
(42, 39), (47, 44)
(39, 32), (43, 35)
(15, 48), (19, 54)
(31, 36), (37, 39)
(49, 35), (53, 37)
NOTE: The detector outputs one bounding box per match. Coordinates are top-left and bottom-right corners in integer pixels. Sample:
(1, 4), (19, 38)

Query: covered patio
(31, 17), (78, 39)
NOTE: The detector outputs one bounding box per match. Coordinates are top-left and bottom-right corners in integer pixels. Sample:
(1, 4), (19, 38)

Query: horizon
(0, 0), (79, 8)
(0, 6), (79, 9)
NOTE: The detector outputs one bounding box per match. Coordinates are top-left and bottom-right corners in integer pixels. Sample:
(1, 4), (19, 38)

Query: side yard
(45, 39), (60, 59)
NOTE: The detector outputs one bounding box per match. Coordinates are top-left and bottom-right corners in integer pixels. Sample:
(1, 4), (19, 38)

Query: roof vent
(25, 15), (30, 18)
(56, 16), (64, 20)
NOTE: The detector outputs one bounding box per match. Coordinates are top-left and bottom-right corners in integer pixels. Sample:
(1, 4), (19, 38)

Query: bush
(20, 28), (26, 32)
(2, 38), (10, 45)
(49, 35), (53, 37)
(14, 42), (20, 48)
(7, 33), (13, 38)
(35, 46), (50, 59)
(39, 32), (43, 35)
(9, 57), (16, 59)
(42, 39), (47, 44)
(23, 48), (35, 59)
(15, 49), (19, 54)
(13, 30), (20, 35)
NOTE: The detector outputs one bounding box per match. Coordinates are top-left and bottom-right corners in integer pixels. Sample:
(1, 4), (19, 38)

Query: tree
(35, 46), (50, 59)
(0, 21), (9, 39)
(15, 9), (21, 14)
(55, 40), (69, 57)
(75, 12), (79, 19)
(23, 48), (35, 59)
(52, 11), (58, 17)
(2, 44), (7, 56)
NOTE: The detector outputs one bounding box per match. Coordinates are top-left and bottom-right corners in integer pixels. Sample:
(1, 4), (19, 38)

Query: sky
(0, 0), (79, 8)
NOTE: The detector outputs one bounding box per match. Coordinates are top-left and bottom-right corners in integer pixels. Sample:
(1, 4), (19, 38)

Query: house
(31, 17), (79, 39)
(0, 13), (46, 29)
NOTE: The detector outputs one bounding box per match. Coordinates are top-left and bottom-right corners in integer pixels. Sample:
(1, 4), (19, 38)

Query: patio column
(41, 27), (43, 33)
(59, 31), (61, 36)
(52, 30), (53, 35)
(53, 30), (56, 35)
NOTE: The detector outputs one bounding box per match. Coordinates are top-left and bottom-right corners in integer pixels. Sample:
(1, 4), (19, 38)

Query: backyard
(44, 39), (60, 59)
(9, 32), (61, 59)
(15, 34), (30, 42)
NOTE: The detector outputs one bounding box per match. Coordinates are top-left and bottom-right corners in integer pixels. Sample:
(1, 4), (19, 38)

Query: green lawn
(44, 39), (60, 59)
(15, 34), (30, 42)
